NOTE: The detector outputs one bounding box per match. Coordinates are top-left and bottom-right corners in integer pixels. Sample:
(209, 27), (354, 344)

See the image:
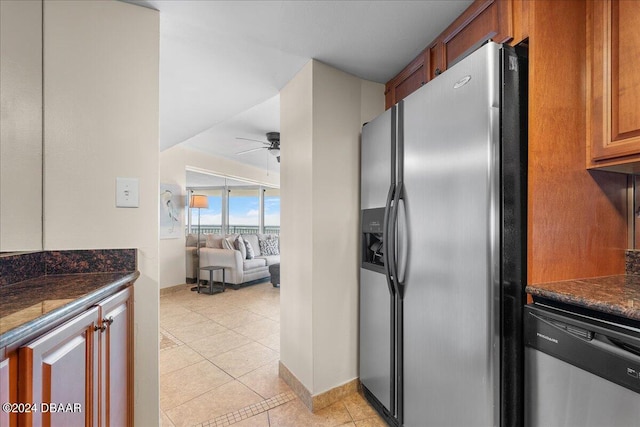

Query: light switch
(116, 177), (139, 208)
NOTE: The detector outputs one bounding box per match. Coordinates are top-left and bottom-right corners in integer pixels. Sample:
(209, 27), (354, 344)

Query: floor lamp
(190, 194), (209, 291)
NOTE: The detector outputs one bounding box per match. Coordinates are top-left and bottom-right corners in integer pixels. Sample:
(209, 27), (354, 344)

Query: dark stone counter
(526, 275), (640, 322)
(0, 271), (138, 357)
(0, 249), (138, 358)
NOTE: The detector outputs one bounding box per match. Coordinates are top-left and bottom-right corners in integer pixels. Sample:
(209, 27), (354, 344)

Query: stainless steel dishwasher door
(524, 304), (640, 427)
(526, 347), (640, 427)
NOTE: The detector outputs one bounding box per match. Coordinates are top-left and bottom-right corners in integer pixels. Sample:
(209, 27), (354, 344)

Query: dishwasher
(524, 302), (640, 427)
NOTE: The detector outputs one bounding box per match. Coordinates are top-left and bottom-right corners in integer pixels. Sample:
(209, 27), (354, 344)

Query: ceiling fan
(235, 131), (280, 163)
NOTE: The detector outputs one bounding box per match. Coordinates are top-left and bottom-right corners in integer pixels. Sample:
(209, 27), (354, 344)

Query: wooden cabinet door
(588, 0), (640, 166)
(385, 53), (427, 109)
(98, 288), (132, 427)
(440, 0), (512, 71)
(384, 0), (513, 109)
(19, 307), (100, 426)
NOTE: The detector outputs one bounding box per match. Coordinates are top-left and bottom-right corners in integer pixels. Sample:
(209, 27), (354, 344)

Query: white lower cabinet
(18, 287), (132, 426)
(0, 353), (18, 426)
(98, 288), (132, 427)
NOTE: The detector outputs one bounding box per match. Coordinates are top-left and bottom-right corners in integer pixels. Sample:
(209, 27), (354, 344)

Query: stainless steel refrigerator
(359, 42), (527, 427)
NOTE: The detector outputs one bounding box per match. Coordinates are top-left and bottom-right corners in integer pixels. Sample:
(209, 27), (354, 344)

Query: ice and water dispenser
(361, 208), (386, 273)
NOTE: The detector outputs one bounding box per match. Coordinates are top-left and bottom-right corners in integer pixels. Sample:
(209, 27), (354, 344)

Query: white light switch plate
(116, 177), (139, 208)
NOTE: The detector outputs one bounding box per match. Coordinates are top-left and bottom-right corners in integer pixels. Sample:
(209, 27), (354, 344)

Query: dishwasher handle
(525, 306), (640, 394)
(528, 311), (595, 341)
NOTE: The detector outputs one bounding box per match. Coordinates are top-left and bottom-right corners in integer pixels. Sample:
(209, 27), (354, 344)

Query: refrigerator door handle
(389, 182), (404, 295)
(382, 183), (396, 296)
(396, 192), (408, 289)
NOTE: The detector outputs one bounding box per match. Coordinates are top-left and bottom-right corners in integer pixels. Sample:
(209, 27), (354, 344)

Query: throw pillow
(221, 237), (234, 250)
(235, 235), (247, 259)
(205, 234), (224, 249)
(259, 236), (280, 256)
(244, 239), (255, 259)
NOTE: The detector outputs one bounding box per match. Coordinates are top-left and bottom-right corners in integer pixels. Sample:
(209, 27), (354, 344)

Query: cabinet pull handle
(103, 317), (114, 326)
(94, 324), (107, 332)
(435, 68), (442, 76)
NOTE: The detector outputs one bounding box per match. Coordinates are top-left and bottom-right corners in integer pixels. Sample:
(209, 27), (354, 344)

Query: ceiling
(128, 0), (473, 172)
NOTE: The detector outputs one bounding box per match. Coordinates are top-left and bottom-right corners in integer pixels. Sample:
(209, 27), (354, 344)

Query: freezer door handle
(382, 183), (396, 296)
(396, 195), (408, 288)
(389, 182), (404, 296)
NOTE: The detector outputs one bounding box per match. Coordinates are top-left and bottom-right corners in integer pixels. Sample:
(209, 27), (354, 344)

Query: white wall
(280, 61), (315, 389)
(159, 145), (280, 288)
(0, 0), (42, 252)
(280, 60), (384, 396)
(43, 1), (160, 424)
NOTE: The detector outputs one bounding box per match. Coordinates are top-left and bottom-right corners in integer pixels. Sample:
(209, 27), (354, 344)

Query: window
(263, 188), (280, 235)
(197, 190), (223, 234)
(228, 187), (260, 235)
(186, 172), (279, 235)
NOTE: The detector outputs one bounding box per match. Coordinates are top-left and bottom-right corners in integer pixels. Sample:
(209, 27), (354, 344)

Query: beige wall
(159, 145), (279, 289)
(280, 61), (315, 389)
(280, 60), (384, 396)
(43, 1), (160, 424)
(0, 0), (43, 252)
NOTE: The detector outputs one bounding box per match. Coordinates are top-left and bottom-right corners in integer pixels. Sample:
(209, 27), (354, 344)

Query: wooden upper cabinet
(428, 42), (444, 81)
(441, 0), (512, 69)
(385, 0), (514, 109)
(588, 0), (640, 170)
(385, 52), (428, 110)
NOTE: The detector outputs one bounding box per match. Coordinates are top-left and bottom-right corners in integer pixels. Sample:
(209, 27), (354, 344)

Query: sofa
(185, 233), (207, 283)
(187, 233), (279, 286)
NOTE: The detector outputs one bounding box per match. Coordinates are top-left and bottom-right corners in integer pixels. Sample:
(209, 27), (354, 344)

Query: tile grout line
(160, 284), (284, 426)
(193, 391), (296, 427)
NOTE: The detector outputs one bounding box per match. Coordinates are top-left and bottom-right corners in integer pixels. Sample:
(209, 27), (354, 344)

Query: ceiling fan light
(270, 148), (280, 156)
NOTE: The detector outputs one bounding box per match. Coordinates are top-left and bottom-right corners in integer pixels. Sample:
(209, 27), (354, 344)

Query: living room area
(157, 113), (287, 425)
(158, 161), (385, 426)
(183, 171), (281, 291)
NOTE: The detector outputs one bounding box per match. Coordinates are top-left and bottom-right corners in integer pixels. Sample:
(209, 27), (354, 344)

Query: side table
(192, 265), (227, 295)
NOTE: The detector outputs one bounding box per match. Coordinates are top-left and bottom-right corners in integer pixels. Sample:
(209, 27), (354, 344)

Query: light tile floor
(160, 282), (387, 427)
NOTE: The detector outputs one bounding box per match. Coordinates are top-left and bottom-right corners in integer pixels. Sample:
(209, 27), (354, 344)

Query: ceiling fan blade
(235, 137), (269, 145)
(236, 147), (265, 155)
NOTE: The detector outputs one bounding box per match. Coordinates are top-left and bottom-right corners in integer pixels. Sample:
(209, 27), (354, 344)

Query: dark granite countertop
(0, 271), (138, 357)
(526, 275), (640, 321)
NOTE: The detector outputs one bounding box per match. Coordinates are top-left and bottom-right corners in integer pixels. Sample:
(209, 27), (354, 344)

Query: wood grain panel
(394, 66), (425, 103)
(385, 52), (427, 109)
(529, 0), (627, 284)
(612, 0), (640, 137)
(511, 0), (530, 45)
(385, 0), (514, 107)
(588, 0), (640, 167)
(429, 42), (443, 80)
(443, 0), (500, 65)
(384, 83), (393, 111)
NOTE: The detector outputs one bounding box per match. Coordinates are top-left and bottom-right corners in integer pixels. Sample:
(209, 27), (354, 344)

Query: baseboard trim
(159, 283), (190, 295)
(312, 378), (359, 411)
(278, 361), (359, 412)
(279, 361), (313, 410)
